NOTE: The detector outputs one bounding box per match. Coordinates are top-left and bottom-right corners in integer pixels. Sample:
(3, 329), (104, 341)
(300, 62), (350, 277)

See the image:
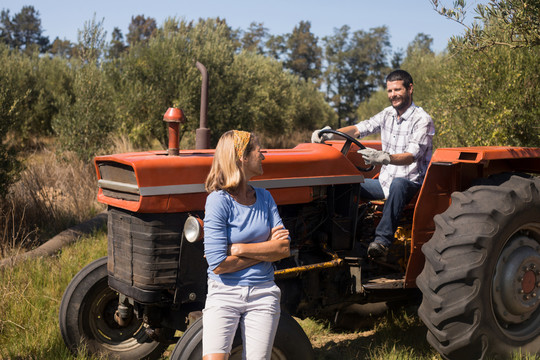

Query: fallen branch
(0, 211), (107, 269)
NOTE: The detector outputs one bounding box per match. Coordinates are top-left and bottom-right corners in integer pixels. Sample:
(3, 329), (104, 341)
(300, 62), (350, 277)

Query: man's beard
(390, 94), (411, 112)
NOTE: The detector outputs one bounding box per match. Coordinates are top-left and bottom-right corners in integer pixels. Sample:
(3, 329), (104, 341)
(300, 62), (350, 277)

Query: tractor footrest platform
(362, 274), (404, 290)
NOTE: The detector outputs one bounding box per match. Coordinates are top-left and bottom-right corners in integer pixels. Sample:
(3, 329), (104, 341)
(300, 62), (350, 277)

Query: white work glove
(358, 148), (391, 165)
(311, 126), (334, 143)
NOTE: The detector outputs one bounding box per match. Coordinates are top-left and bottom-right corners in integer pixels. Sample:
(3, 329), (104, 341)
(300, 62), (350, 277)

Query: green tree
(52, 61), (115, 161)
(52, 17), (115, 160)
(109, 17), (334, 148)
(241, 22), (268, 54)
(284, 21), (322, 82)
(430, 0), (540, 50)
(0, 6), (49, 53)
(224, 51), (334, 138)
(126, 15), (157, 47)
(0, 45), (23, 196)
(406, 33), (434, 58)
(108, 27), (126, 58)
(110, 17), (238, 148)
(49, 37), (74, 58)
(76, 14), (107, 62)
(0, 10), (12, 45)
(430, 44), (539, 147)
(323, 25), (391, 126)
(266, 34), (287, 60)
(391, 48), (404, 69)
(0, 44), (73, 143)
(397, 33), (539, 148)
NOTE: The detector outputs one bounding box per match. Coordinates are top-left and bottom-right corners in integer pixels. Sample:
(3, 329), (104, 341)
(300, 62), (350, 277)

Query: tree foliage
(76, 14), (107, 63)
(431, 0), (540, 50)
(266, 33), (287, 60)
(52, 61), (116, 161)
(429, 45), (539, 147)
(285, 21), (322, 82)
(126, 15), (157, 46)
(241, 22), (268, 54)
(111, 17), (335, 148)
(406, 33), (434, 58)
(49, 37), (74, 58)
(0, 45), (23, 196)
(0, 6), (49, 53)
(397, 33), (540, 148)
(323, 25), (391, 126)
(108, 27), (126, 58)
(0, 44), (73, 143)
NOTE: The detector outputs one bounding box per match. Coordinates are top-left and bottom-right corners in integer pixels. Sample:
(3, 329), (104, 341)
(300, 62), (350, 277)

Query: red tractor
(59, 68), (540, 360)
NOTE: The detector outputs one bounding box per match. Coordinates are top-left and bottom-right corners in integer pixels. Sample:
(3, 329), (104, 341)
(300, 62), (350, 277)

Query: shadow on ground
(312, 303), (437, 360)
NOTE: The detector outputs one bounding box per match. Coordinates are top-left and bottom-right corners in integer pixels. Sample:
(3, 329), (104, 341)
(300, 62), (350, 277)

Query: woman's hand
(268, 225), (289, 242)
(229, 225), (290, 261)
(215, 226), (291, 274)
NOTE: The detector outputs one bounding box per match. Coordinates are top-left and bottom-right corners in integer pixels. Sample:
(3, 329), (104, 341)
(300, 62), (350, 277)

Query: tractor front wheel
(59, 257), (171, 360)
(417, 175), (540, 359)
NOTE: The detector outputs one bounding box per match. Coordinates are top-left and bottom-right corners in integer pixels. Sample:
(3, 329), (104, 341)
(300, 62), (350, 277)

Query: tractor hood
(95, 142), (369, 213)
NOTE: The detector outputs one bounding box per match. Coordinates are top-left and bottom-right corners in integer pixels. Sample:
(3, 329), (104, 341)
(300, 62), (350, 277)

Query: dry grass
(0, 147), (104, 259)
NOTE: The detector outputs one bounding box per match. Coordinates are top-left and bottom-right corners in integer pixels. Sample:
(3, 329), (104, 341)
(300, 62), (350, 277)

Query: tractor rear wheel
(417, 175), (540, 359)
(59, 257), (170, 360)
(169, 312), (314, 360)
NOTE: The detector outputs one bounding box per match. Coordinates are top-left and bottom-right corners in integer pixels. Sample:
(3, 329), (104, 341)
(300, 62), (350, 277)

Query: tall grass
(0, 147), (104, 259)
(0, 231), (108, 359)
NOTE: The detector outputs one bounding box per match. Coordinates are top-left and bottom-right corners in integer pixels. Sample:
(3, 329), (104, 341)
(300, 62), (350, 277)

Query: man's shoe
(368, 242), (388, 258)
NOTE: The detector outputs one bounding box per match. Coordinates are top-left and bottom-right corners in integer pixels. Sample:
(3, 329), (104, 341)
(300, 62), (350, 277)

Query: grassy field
(2, 231), (540, 359)
(0, 229), (438, 360)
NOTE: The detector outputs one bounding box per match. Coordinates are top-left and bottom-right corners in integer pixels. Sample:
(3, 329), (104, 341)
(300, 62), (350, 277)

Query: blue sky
(3, 0), (486, 53)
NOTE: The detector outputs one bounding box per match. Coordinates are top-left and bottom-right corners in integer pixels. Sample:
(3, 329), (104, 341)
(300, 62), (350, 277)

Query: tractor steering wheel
(319, 129), (375, 172)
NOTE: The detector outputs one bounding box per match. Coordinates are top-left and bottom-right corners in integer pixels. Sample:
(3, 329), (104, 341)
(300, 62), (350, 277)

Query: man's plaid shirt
(355, 102), (435, 198)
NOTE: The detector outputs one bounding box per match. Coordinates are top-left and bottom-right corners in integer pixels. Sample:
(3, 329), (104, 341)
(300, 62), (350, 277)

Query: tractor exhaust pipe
(195, 61), (210, 149)
(163, 107), (185, 156)
(163, 61), (209, 154)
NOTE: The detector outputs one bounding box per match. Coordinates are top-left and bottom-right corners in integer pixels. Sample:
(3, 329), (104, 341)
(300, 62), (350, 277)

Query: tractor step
(363, 274), (404, 290)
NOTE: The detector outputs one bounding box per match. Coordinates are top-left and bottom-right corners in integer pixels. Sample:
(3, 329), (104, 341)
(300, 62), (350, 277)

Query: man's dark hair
(386, 70), (413, 89)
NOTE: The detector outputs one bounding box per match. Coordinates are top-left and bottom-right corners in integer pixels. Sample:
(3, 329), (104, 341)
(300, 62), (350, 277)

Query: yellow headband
(233, 130), (251, 159)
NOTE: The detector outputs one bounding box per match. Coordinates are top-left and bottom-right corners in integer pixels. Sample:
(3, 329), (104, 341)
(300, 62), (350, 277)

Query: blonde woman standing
(202, 130), (290, 360)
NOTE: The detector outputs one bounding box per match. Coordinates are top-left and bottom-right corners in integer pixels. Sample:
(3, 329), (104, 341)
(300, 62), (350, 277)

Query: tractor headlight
(183, 216), (204, 243)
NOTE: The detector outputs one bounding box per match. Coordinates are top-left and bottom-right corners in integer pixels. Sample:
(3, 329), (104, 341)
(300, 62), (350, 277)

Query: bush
(0, 45), (74, 196)
(401, 44), (540, 148)
(52, 61), (116, 161)
(109, 17), (335, 149)
(0, 46), (73, 144)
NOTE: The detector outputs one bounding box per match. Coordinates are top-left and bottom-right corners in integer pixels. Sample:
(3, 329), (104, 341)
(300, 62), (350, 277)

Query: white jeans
(202, 278), (281, 360)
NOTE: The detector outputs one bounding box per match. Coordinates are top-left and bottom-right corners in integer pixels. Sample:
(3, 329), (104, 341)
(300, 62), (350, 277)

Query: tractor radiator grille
(98, 162), (139, 201)
(107, 207), (187, 302)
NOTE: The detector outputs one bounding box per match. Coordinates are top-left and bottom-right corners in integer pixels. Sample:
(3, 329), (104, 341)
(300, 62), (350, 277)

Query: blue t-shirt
(203, 187), (285, 286)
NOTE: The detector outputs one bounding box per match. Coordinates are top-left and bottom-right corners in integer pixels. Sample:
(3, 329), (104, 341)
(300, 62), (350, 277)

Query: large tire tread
(417, 175), (540, 360)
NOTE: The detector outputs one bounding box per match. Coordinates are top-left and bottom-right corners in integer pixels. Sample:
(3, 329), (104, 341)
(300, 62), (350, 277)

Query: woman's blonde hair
(205, 130), (254, 193)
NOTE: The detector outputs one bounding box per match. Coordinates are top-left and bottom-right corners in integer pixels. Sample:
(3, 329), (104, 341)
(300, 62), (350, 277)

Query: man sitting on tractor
(311, 69), (435, 258)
